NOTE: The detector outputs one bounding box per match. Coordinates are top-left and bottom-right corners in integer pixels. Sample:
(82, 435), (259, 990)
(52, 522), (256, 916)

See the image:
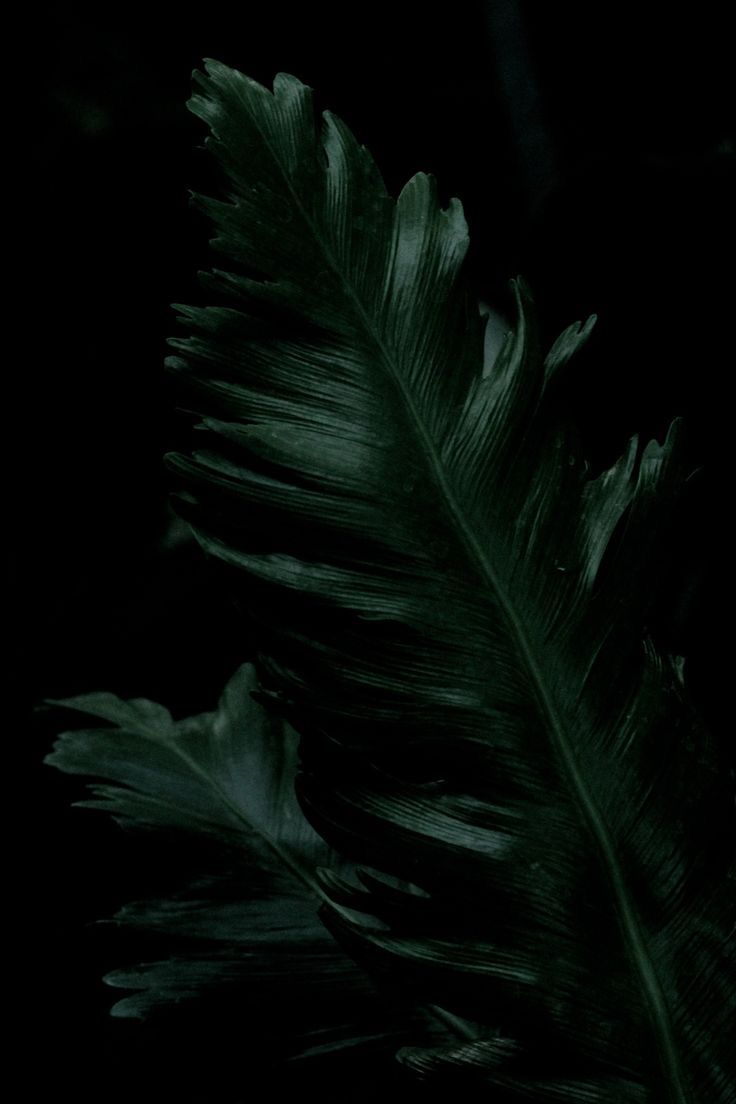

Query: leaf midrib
(202, 74), (689, 1104)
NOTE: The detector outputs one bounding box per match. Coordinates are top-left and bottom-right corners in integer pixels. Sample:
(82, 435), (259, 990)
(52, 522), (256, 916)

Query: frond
(46, 665), (431, 1062)
(163, 63), (734, 1102)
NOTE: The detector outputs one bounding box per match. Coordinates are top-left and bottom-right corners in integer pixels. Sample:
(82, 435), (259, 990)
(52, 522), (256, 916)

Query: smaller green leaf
(46, 666), (321, 858)
(45, 666), (432, 1061)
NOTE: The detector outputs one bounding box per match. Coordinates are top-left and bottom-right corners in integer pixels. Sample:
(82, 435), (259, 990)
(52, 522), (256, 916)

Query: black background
(21, 2), (732, 1099)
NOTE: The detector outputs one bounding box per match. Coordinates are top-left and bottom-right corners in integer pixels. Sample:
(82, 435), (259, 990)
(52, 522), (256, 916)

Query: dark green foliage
(49, 61), (734, 1103)
(46, 665), (429, 1060)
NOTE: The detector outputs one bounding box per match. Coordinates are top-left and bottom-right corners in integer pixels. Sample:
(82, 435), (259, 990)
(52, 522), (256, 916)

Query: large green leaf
(45, 665), (430, 1061)
(163, 61), (735, 1102)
